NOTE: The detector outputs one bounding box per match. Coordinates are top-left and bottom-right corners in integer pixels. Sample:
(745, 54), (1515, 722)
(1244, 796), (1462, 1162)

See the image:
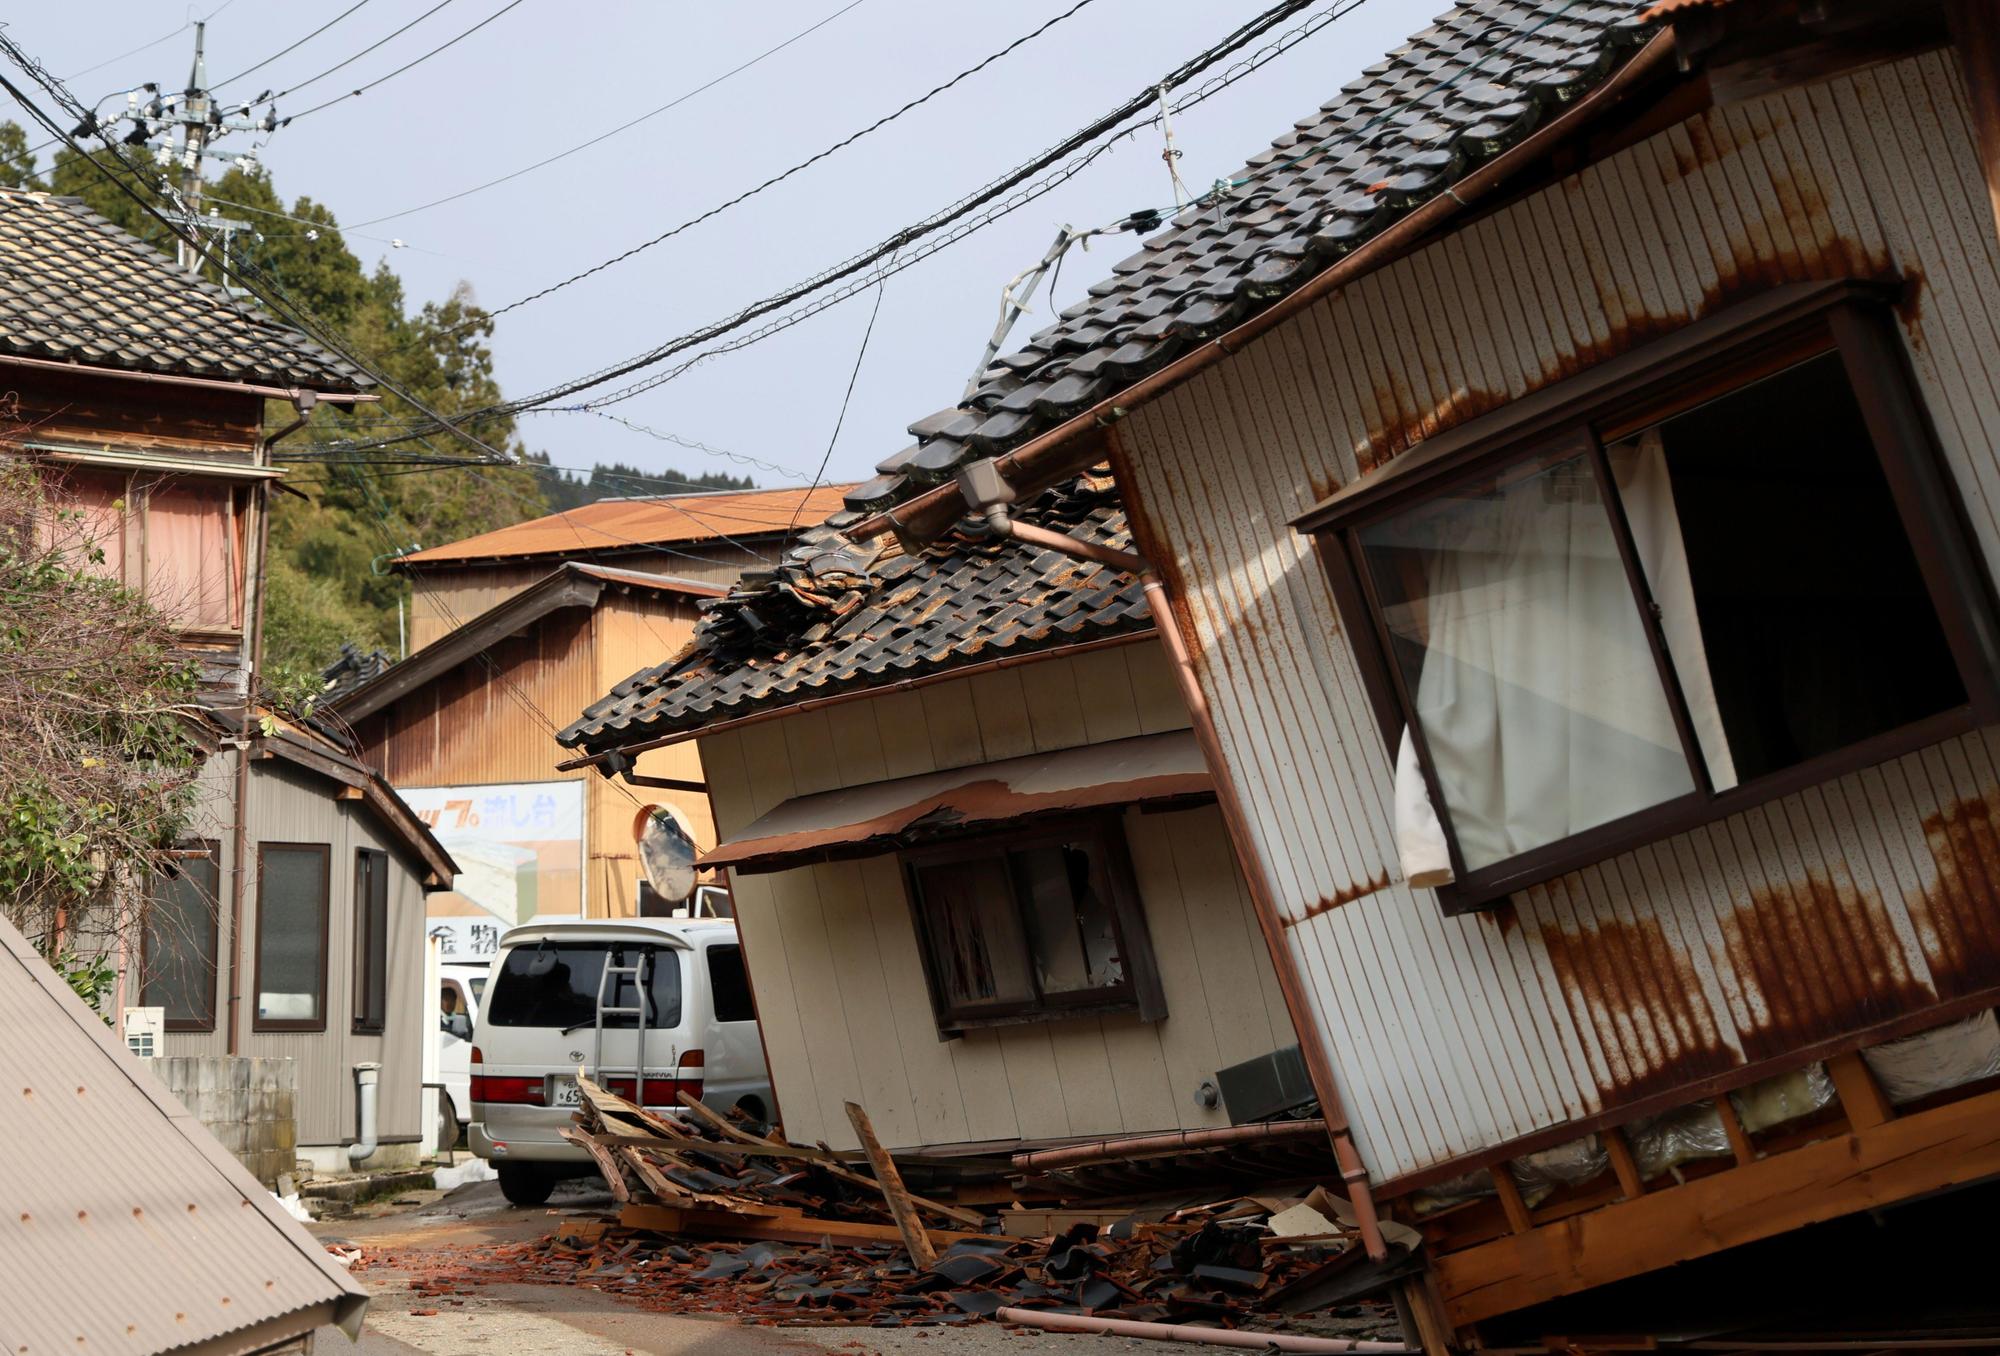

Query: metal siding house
(571, 0), (2000, 1339)
(0, 186), (455, 1177)
(559, 477), (1305, 1156)
(0, 907), (368, 1356)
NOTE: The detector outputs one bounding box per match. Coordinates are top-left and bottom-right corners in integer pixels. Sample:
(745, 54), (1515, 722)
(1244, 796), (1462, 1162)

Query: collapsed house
(563, 0), (2000, 1344)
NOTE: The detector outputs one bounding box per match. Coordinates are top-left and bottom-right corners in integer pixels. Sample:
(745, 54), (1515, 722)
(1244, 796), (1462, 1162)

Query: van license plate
(551, 1078), (583, 1108)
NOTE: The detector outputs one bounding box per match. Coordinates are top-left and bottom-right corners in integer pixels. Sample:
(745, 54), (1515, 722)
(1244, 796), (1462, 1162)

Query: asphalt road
(308, 1176), (1156, 1356)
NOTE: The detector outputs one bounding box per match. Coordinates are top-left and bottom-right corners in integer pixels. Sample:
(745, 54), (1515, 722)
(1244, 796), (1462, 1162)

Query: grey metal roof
(561, 470), (1148, 751)
(0, 911), (366, 1356)
(0, 188), (367, 391)
(564, 0), (1655, 754)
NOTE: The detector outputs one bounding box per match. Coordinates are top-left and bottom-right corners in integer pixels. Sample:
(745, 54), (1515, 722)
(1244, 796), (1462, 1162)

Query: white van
(435, 959), (492, 1149)
(468, 916), (771, 1206)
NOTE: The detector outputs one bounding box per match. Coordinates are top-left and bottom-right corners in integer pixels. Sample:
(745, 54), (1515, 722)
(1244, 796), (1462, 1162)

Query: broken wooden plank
(675, 1091), (985, 1228)
(617, 1201), (988, 1250)
(560, 1128), (632, 1204)
(846, 1100), (935, 1268)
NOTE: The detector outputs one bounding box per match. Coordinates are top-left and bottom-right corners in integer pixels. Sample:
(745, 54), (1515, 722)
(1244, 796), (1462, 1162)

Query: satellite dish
(635, 803), (699, 904)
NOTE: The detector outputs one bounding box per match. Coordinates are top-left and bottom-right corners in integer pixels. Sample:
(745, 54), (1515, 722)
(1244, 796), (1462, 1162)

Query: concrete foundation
(144, 1055), (297, 1188)
(295, 1140), (424, 1177)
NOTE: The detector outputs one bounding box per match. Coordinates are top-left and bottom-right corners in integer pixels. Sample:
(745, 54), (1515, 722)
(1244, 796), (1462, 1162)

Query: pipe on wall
(348, 1062), (381, 1165)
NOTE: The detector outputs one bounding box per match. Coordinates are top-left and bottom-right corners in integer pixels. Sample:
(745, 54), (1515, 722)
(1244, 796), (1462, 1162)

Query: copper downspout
(979, 505), (1388, 1262)
(848, 28), (1681, 548)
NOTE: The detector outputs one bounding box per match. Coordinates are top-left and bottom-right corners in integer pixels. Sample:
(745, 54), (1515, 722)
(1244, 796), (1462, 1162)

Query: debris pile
(526, 1076), (1403, 1338)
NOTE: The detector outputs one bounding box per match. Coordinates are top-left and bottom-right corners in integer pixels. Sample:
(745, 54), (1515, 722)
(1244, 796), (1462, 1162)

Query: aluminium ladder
(592, 946), (653, 1107)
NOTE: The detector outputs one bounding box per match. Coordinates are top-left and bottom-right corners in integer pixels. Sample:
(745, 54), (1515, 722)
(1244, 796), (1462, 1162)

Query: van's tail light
(607, 1049), (703, 1107)
(469, 1050), (547, 1105)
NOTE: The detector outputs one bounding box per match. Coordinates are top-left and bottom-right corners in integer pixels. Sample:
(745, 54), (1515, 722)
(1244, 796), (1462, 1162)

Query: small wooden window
(1301, 285), (2000, 912)
(141, 840), (220, 1032)
(352, 848), (389, 1035)
(901, 817), (1166, 1036)
(254, 843), (330, 1032)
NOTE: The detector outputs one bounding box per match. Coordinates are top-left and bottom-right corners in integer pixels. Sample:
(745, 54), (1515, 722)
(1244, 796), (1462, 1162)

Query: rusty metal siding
(1115, 50), (2000, 1183)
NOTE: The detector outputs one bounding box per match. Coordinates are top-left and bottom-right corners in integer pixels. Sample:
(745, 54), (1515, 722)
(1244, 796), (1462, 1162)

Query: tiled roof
(0, 188), (368, 390)
(396, 484), (857, 567)
(566, 0), (1657, 752)
(560, 470), (1150, 751)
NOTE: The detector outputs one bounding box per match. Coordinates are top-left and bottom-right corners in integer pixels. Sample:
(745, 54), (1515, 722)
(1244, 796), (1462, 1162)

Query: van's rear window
(484, 943), (683, 1030)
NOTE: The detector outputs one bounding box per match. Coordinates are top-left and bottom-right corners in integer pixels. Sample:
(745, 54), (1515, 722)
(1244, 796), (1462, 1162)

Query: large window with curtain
(1305, 286), (2000, 912)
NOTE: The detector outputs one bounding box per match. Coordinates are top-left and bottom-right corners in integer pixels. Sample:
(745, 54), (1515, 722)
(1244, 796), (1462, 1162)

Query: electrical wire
(65, 0), (239, 82)
(345, 0), (875, 229)
(414, 0), (1111, 336)
(0, 34), (520, 468)
(792, 272), (887, 534)
(212, 0), (378, 90)
(286, 0), (530, 122)
(242, 0), (461, 111)
(354, 0), (1329, 447)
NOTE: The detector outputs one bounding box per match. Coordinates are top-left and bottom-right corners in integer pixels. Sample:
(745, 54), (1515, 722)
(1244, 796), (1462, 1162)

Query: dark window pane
(256, 846), (326, 1025)
(706, 945), (755, 1023)
(354, 850), (389, 1034)
(485, 944), (682, 1030)
(1621, 352), (1966, 784)
(143, 851), (217, 1027)
(912, 859), (1034, 1012)
(1009, 843), (1124, 995)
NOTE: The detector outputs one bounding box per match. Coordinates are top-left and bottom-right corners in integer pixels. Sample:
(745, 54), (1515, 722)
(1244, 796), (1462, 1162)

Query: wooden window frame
(252, 842), (331, 1034)
(352, 847), (389, 1036)
(1300, 282), (2000, 914)
(899, 814), (1168, 1037)
(141, 839), (221, 1033)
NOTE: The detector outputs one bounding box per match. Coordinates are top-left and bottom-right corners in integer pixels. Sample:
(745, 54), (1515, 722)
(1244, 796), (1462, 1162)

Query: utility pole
(76, 21), (280, 279)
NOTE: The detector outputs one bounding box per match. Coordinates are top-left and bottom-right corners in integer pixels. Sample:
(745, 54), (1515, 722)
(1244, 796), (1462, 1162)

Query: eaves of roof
(331, 560), (715, 723)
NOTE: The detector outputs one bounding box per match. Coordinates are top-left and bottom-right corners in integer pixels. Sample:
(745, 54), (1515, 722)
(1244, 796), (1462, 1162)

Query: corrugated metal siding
(165, 755), (429, 1148)
(0, 908), (361, 1356)
(1115, 50), (2000, 1183)
(698, 643), (1299, 1152)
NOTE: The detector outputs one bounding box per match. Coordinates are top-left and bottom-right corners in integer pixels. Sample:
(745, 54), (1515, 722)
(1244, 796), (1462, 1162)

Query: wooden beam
(1713, 1095), (1756, 1168)
(674, 1092), (984, 1227)
(334, 785), (364, 801)
(1435, 1082), (2000, 1325)
(617, 1202), (986, 1250)
(847, 1101), (936, 1269)
(1828, 1051), (1893, 1131)
(1489, 1164), (1534, 1236)
(1604, 1126), (1646, 1200)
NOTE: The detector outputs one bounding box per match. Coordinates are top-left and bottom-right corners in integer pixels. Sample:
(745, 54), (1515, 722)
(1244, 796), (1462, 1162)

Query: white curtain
(1607, 430), (1738, 791)
(1385, 453), (1694, 874)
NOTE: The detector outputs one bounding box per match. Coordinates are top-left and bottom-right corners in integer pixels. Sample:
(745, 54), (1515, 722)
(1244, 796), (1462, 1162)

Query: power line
(356, 0), (1330, 446)
(0, 34), (519, 468)
(244, 0), (462, 111)
(212, 0), (378, 90)
(793, 272), (887, 534)
(346, 0), (875, 229)
(65, 0), (239, 81)
(414, 0), (1110, 333)
(287, 0), (530, 122)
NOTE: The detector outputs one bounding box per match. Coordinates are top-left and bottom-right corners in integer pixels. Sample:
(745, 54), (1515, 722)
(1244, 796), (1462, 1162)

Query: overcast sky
(15, 0), (1439, 491)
